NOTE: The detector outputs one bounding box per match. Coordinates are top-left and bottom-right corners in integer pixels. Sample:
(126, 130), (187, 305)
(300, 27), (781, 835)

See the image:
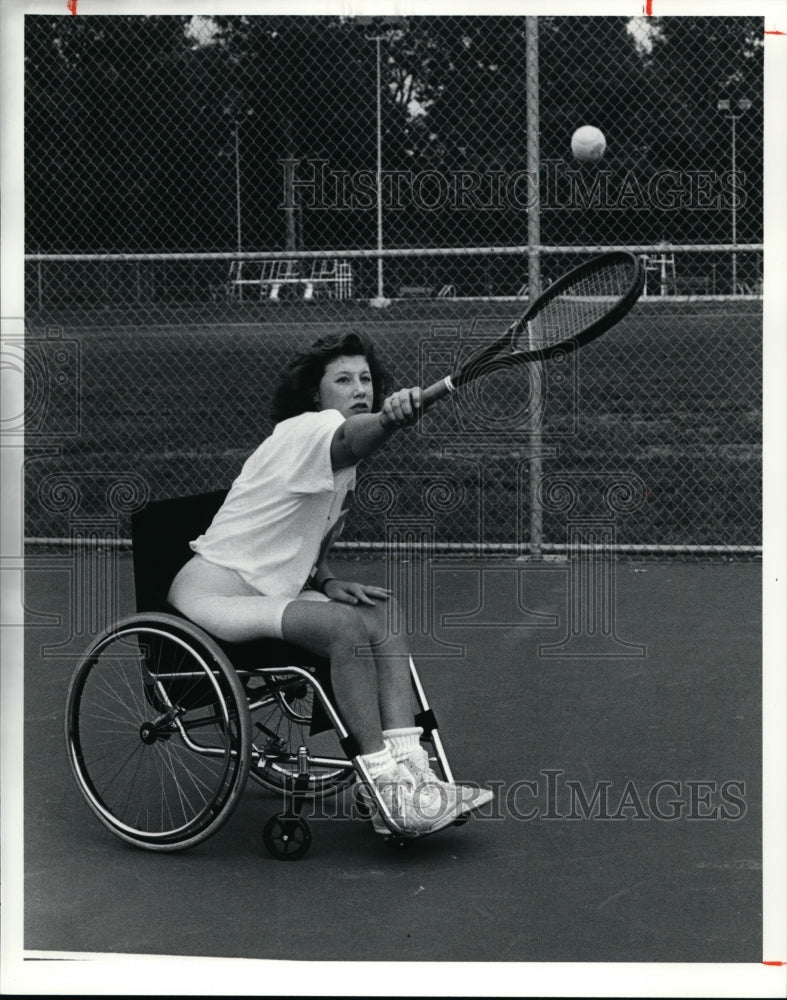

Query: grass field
(24, 297), (762, 553)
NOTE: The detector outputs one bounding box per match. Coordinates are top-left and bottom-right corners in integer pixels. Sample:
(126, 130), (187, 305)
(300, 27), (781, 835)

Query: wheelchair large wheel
(247, 672), (355, 797)
(65, 613), (251, 852)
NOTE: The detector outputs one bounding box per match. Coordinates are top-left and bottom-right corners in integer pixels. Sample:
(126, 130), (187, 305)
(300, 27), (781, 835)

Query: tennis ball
(571, 125), (606, 163)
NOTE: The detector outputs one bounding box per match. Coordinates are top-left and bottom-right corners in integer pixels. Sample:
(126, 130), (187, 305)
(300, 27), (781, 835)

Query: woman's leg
(353, 597), (416, 731)
(283, 597), (418, 749)
(281, 599), (390, 755)
(170, 562), (476, 830)
(170, 557), (414, 759)
(168, 556), (289, 641)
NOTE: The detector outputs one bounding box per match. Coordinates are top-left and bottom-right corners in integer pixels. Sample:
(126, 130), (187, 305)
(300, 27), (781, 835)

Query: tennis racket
(421, 250), (645, 407)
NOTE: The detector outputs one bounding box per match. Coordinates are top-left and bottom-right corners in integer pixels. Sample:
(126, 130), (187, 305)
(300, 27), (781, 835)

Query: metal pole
(526, 16), (543, 559)
(375, 36), (384, 300)
(719, 97), (750, 294)
(234, 120), (242, 254)
(731, 113), (737, 294)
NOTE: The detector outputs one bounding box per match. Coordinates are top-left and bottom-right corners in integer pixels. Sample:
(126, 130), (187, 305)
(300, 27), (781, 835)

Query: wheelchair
(64, 491), (464, 861)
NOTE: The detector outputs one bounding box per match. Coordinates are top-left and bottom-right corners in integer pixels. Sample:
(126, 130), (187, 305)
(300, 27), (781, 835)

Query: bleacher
(225, 259), (353, 301)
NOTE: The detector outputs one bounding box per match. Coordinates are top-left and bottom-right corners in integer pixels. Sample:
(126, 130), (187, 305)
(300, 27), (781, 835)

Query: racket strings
(520, 262), (634, 350)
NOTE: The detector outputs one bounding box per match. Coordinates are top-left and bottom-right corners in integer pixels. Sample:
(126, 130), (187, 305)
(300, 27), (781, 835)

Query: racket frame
(421, 250), (645, 407)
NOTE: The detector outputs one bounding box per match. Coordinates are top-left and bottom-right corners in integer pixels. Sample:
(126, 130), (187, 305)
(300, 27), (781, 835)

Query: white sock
(383, 726), (425, 765)
(359, 744), (399, 781)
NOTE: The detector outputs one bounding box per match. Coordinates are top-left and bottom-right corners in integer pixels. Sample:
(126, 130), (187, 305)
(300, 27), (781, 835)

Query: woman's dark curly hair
(270, 331), (392, 423)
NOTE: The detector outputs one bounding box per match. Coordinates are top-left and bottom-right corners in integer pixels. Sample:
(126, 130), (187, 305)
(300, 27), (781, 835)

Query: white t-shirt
(190, 409), (356, 597)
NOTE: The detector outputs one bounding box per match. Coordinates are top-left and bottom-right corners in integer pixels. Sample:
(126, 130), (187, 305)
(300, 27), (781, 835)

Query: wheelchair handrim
(66, 625), (242, 845)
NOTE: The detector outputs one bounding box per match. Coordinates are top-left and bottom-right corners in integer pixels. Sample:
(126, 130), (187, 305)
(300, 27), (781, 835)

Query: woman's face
(317, 354), (374, 418)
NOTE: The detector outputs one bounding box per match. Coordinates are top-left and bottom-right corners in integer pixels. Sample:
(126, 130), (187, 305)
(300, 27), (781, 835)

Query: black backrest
(131, 490), (228, 613)
(130, 489), (333, 732)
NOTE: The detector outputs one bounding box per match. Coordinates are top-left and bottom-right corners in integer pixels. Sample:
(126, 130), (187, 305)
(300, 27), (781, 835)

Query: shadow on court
(21, 554), (761, 963)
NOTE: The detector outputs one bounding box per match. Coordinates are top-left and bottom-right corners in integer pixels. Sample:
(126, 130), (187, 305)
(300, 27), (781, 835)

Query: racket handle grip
(421, 376), (457, 409)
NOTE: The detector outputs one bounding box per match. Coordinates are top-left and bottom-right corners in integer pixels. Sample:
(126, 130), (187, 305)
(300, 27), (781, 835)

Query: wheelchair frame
(64, 493), (460, 861)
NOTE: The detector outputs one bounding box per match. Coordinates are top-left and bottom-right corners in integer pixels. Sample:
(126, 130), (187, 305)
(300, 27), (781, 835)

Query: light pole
(717, 96), (751, 294)
(373, 33), (385, 303)
(359, 16), (404, 307)
(233, 118), (242, 254)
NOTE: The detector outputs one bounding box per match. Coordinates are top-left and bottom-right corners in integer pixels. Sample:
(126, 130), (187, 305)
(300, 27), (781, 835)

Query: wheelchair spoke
(247, 673), (354, 796)
(66, 620), (250, 848)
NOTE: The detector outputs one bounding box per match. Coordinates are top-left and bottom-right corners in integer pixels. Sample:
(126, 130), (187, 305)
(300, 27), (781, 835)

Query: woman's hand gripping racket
(420, 250), (645, 407)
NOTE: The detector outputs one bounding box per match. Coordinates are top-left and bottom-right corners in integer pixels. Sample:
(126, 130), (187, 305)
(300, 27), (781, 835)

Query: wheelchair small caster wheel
(263, 814), (311, 861)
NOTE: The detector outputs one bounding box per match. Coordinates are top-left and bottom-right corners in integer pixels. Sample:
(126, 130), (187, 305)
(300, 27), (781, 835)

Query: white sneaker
(453, 783), (494, 814)
(356, 764), (466, 837)
(399, 746), (494, 816)
(398, 750), (452, 794)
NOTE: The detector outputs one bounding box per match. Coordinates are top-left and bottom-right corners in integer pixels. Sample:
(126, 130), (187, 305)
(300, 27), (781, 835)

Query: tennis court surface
(23, 551), (761, 964)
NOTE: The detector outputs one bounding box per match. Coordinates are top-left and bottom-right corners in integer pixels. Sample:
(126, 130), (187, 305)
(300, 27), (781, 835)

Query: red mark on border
(644, 0), (653, 14)
(762, 960), (786, 966)
(764, 30), (786, 35)
(67, 0), (78, 14)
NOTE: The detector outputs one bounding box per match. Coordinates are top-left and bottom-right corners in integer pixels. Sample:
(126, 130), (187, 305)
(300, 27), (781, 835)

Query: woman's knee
(361, 595), (399, 646)
(325, 604), (370, 653)
(284, 601), (367, 653)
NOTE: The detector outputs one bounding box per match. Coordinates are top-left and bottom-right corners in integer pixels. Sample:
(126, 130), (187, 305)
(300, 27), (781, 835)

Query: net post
(525, 15), (543, 560)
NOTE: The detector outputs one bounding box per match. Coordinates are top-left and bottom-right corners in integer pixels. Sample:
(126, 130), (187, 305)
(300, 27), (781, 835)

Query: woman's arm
(330, 387), (422, 470)
(312, 560), (336, 594)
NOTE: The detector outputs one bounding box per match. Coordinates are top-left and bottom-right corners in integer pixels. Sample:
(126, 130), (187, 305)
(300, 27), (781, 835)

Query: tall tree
(25, 15), (206, 252)
(24, 14), (763, 256)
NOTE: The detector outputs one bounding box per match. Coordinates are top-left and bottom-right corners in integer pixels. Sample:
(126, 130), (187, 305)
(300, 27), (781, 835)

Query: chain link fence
(22, 14), (763, 557)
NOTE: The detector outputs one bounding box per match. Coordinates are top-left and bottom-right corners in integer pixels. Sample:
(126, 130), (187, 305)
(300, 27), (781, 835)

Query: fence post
(526, 16), (543, 559)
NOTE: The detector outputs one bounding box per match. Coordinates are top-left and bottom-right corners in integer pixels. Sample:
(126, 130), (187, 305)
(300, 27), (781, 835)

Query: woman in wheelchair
(167, 331), (492, 838)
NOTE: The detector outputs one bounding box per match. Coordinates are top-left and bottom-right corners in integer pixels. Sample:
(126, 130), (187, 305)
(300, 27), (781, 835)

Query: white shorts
(167, 554), (331, 641)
